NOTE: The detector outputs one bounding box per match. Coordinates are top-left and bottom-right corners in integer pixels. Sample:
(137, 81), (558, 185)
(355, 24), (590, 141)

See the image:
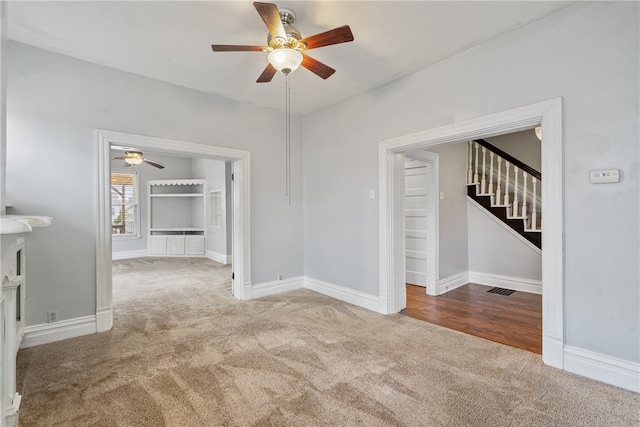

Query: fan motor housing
(267, 7), (304, 49)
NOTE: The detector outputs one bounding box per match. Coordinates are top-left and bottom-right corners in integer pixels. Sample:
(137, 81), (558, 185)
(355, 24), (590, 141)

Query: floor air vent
(487, 287), (515, 296)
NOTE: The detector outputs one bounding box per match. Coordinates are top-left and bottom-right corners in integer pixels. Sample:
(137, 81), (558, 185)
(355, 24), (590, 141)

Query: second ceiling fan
(211, 2), (354, 82)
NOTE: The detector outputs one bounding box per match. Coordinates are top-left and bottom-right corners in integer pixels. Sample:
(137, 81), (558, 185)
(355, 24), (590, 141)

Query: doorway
(95, 130), (251, 332)
(378, 98), (564, 367)
(404, 150), (439, 296)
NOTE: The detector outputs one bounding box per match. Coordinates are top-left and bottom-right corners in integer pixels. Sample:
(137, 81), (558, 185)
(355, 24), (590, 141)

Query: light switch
(440, 192), (445, 200)
(369, 189), (375, 199)
(590, 169), (620, 184)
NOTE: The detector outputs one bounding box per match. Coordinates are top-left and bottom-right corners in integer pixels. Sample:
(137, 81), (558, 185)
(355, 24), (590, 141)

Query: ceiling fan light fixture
(124, 152), (144, 165)
(268, 48), (303, 75)
(534, 126), (542, 140)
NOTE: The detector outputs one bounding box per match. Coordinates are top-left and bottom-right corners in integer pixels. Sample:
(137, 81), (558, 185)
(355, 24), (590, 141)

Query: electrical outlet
(47, 310), (58, 323)
(278, 274), (283, 281)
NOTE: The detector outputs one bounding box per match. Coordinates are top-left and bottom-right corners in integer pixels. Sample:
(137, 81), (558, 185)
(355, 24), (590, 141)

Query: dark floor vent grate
(487, 287), (515, 296)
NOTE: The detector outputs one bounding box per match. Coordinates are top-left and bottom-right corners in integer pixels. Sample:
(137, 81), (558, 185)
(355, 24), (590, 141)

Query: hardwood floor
(401, 283), (542, 354)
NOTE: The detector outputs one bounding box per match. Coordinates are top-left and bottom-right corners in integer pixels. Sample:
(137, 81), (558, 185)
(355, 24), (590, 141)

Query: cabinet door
(186, 236), (205, 255)
(167, 236), (186, 255)
(148, 236), (167, 255)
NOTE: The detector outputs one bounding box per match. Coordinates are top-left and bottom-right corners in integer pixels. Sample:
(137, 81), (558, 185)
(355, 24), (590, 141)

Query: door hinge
(232, 272), (234, 280)
(231, 173), (234, 181)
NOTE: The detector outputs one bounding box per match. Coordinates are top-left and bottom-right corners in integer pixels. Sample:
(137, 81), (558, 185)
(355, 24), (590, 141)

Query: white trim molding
(248, 276), (304, 299)
(436, 272), (468, 295)
(205, 250), (231, 265)
(378, 98), (564, 369)
(96, 129), (251, 328)
(468, 271), (542, 295)
(564, 346), (640, 393)
(96, 307), (113, 333)
(112, 250), (148, 260)
(304, 277), (383, 314)
(21, 315), (97, 349)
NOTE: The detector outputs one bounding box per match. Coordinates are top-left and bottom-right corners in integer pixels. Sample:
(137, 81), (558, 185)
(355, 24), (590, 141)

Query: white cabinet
(167, 236), (186, 255)
(148, 236), (167, 255)
(186, 236), (205, 255)
(147, 179), (206, 257)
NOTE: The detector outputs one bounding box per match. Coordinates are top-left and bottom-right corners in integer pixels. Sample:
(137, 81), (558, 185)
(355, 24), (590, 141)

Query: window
(111, 171), (140, 238)
(209, 189), (222, 227)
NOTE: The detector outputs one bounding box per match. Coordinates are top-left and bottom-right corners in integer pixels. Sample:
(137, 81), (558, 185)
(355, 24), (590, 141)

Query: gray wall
(6, 42), (304, 325)
(425, 143), (469, 279)
(302, 2), (639, 362)
(111, 152), (194, 253)
(486, 129), (542, 172)
(467, 202), (541, 280)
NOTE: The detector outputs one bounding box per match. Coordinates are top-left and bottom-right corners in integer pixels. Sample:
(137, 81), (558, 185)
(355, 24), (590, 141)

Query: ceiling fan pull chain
(286, 74), (291, 206)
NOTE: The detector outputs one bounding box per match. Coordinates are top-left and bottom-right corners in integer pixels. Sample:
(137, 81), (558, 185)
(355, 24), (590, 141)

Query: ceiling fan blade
(113, 156), (127, 160)
(211, 44), (265, 52)
(300, 25), (354, 50)
(301, 54), (336, 79)
(257, 64), (277, 83)
(253, 2), (287, 40)
(143, 159), (165, 169)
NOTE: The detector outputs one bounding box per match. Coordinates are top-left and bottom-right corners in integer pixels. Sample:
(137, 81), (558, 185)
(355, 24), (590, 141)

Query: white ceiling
(8, 1), (576, 116)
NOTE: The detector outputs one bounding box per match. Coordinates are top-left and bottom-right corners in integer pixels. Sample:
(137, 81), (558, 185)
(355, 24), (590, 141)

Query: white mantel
(0, 215), (52, 427)
(0, 215), (53, 235)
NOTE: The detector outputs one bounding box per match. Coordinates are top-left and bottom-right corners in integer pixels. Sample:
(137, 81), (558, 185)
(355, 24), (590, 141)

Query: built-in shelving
(147, 179), (206, 256)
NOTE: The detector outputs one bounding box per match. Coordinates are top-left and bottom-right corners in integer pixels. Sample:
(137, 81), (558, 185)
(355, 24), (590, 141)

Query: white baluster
(512, 166), (519, 217)
(504, 162), (510, 206)
(467, 141), (473, 184)
(473, 142), (479, 184)
(496, 157), (502, 204)
(521, 172), (528, 217)
(532, 177), (538, 230)
(481, 147), (487, 194)
(489, 152), (495, 196)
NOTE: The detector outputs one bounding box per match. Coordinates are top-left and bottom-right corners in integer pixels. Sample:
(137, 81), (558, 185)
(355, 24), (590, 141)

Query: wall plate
(589, 169), (620, 184)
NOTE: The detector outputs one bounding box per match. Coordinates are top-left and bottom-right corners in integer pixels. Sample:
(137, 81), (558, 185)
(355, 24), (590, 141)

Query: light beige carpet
(17, 257), (640, 426)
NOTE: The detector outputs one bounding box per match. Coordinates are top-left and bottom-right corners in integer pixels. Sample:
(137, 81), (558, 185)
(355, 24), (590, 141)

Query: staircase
(466, 139), (541, 249)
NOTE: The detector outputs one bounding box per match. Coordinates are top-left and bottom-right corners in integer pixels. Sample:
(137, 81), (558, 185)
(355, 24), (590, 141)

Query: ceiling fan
(211, 2), (354, 82)
(113, 151), (165, 169)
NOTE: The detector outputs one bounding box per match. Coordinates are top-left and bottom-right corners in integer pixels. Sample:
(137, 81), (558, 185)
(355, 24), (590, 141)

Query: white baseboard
(436, 272), (468, 295)
(250, 276), (304, 299)
(469, 271), (542, 295)
(96, 307), (113, 332)
(21, 315), (97, 349)
(5, 392), (20, 427)
(564, 345), (640, 393)
(205, 250), (231, 265)
(304, 277), (383, 313)
(112, 249), (148, 260)
(542, 335), (564, 369)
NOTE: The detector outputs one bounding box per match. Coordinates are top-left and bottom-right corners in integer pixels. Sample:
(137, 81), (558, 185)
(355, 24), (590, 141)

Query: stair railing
(467, 139), (542, 230)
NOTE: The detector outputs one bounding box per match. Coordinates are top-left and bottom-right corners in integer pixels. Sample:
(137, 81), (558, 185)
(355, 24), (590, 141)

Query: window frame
(110, 169), (142, 240)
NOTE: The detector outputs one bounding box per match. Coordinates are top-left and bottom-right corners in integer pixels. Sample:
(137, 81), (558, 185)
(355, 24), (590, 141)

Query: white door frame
(378, 98), (564, 368)
(95, 130), (251, 332)
(405, 150), (439, 296)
